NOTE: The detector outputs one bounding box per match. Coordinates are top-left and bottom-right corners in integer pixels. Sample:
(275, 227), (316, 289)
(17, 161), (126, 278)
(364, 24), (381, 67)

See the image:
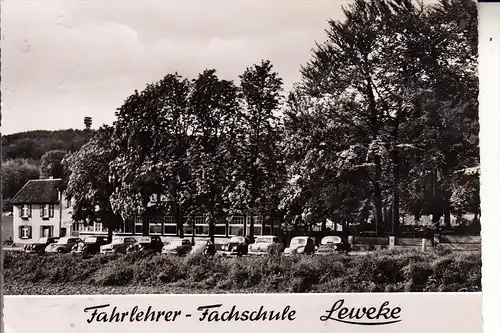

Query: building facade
(10, 178), (72, 244)
(74, 215), (280, 238)
(11, 179), (280, 242)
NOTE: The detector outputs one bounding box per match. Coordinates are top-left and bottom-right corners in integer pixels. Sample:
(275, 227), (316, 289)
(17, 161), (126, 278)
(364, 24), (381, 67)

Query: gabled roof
(10, 179), (63, 204)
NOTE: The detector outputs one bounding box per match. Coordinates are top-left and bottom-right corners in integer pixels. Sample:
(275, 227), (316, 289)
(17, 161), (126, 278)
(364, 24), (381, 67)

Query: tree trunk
(431, 169), (441, 230)
(373, 155), (384, 236)
(209, 213), (215, 244)
(177, 204), (184, 238)
(142, 214), (149, 236)
(391, 149), (400, 236)
(249, 213), (255, 240)
(107, 226), (113, 242)
(191, 217), (195, 244)
(443, 205), (451, 229)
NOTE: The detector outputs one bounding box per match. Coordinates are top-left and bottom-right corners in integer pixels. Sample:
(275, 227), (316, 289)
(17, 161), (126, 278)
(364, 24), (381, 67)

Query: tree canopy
(61, 0), (479, 237)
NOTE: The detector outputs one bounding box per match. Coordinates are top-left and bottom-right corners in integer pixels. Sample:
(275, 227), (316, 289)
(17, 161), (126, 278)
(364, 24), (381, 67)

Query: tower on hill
(84, 117), (92, 130)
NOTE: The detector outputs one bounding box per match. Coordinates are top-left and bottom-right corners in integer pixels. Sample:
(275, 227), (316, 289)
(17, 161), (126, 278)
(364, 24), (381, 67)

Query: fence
(435, 235), (481, 252)
(348, 235), (481, 252)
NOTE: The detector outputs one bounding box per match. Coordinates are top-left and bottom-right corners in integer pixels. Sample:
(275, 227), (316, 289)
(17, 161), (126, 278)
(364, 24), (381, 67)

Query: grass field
(2, 249), (481, 295)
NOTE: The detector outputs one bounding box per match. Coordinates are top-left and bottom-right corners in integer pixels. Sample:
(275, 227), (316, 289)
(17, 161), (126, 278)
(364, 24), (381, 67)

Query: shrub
(93, 265), (134, 286)
(2, 249), (482, 293)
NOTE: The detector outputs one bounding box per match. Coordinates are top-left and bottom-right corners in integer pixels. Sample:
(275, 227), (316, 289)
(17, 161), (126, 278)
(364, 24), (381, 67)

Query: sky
(1, 0), (355, 135)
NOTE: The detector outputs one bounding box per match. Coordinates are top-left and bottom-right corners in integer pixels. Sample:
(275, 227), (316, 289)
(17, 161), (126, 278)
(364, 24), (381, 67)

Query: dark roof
(10, 179), (63, 204)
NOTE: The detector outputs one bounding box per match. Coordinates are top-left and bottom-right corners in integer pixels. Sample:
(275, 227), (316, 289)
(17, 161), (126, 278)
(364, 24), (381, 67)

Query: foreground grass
(2, 249), (481, 295)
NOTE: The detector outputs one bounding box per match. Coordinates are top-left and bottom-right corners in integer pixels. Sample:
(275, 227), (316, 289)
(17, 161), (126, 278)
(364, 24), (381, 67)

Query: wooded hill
(2, 129), (93, 162)
(1, 129), (93, 210)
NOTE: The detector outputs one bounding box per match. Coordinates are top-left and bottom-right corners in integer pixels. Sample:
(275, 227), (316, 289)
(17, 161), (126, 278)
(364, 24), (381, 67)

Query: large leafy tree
(291, 0), (478, 235)
(65, 126), (123, 240)
(394, 0), (478, 229)
(281, 90), (372, 234)
(229, 60), (285, 239)
(188, 69), (241, 242)
(110, 74), (192, 236)
(1, 159), (40, 207)
(40, 150), (67, 178)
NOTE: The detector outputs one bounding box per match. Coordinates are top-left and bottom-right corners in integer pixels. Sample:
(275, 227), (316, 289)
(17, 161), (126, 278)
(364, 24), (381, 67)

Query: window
(228, 215), (244, 236)
(19, 226), (32, 239)
(262, 225), (272, 235)
(20, 205), (31, 218)
(214, 225), (226, 236)
(40, 204), (54, 219)
(246, 216), (262, 236)
(65, 197), (72, 209)
(150, 223), (162, 234)
(123, 220), (133, 233)
(164, 224), (177, 235)
(41, 226), (54, 238)
(193, 216), (208, 235)
(183, 223), (193, 235)
(215, 217), (227, 236)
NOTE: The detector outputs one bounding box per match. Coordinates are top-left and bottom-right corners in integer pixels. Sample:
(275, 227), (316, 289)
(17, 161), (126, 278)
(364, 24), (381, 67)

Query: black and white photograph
(1, 0), (481, 298)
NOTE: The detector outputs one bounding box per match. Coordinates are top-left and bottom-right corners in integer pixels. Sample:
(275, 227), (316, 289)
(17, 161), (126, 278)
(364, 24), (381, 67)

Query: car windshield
(84, 237), (98, 244)
(256, 237), (273, 244)
(138, 237), (152, 243)
(291, 238), (306, 245)
(230, 237), (245, 243)
(37, 238), (49, 244)
(57, 238), (69, 244)
(322, 237), (341, 245)
(111, 238), (124, 244)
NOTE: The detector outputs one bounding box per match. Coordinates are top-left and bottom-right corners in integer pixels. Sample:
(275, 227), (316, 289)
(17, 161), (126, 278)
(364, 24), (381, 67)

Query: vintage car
(162, 239), (192, 255)
(24, 237), (59, 254)
(220, 236), (250, 256)
(100, 236), (137, 254)
(72, 236), (109, 255)
(45, 237), (82, 253)
(190, 239), (216, 256)
(128, 236), (164, 253)
(316, 236), (350, 255)
(248, 235), (285, 255)
(283, 236), (315, 255)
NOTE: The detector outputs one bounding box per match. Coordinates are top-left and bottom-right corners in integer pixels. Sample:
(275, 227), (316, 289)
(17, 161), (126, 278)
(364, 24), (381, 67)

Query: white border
(478, 2), (500, 333)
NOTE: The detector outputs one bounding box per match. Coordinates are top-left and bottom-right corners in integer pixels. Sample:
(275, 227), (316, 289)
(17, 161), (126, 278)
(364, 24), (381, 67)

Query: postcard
(1, 0), (498, 332)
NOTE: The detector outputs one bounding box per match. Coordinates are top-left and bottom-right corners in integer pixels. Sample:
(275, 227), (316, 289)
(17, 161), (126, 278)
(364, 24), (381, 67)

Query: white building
(10, 178), (72, 244)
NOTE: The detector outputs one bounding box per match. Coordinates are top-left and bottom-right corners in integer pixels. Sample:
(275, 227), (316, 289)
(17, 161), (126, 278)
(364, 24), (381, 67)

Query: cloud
(1, 0), (349, 134)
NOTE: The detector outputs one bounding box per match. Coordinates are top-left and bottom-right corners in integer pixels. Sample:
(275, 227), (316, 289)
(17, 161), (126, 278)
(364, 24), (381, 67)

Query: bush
(93, 265), (134, 286)
(2, 250), (482, 293)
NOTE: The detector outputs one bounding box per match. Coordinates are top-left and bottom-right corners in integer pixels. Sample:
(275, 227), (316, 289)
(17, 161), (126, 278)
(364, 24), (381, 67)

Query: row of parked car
(23, 234), (350, 256)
